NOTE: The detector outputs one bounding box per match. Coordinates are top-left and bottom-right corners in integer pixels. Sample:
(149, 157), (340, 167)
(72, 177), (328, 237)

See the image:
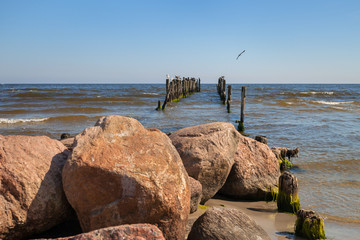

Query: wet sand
(188, 196), (304, 240)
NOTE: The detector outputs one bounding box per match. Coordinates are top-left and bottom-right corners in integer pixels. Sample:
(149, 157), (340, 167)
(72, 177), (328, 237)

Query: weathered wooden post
(227, 85), (232, 113)
(166, 78), (170, 94)
(277, 171), (300, 213)
(238, 86), (246, 132)
(295, 209), (326, 240)
(222, 79), (226, 104)
(156, 100), (162, 110)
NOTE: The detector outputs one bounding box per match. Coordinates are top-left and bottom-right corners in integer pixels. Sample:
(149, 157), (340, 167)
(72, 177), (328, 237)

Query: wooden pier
(157, 76), (201, 110)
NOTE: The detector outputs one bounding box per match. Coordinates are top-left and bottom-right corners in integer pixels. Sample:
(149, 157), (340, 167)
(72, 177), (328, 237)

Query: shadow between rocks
(26, 150), (82, 239)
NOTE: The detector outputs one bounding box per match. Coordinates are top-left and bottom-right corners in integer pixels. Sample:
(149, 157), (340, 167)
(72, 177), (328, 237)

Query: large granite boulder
(220, 135), (280, 200)
(187, 207), (271, 240)
(169, 122), (239, 203)
(0, 135), (72, 240)
(37, 224), (165, 240)
(189, 177), (202, 213)
(62, 115), (190, 240)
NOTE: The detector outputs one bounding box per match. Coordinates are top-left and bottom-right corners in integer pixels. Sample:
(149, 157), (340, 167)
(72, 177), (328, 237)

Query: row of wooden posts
(216, 76), (246, 132)
(157, 75), (246, 133)
(156, 76), (201, 110)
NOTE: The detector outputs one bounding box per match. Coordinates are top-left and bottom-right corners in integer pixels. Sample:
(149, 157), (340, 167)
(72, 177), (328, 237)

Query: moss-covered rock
(295, 209), (326, 240)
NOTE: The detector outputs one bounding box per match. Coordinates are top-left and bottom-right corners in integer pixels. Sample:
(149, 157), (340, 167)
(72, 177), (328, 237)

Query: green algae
(295, 214), (326, 239)
(198, 204), (211, 210)
(279, 157), (293, 171)
(238, 122), (245, 133)
(265, 186), (279, 202)
(277, 191), (300, 214)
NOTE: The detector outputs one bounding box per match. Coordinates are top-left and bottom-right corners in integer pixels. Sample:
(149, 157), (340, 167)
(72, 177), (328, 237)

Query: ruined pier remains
(158, 76), (201, 110)
(216, 76), (232, 113)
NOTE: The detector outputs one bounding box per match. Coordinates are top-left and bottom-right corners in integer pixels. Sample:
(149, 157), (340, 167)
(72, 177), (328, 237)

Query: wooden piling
(238, 86), (246, 132)
(156, 100), (162, 111)
(217, 76), (227, 104)
(295, 209), (326, 240)
(277, 171), (300, 213)
(227, 85), (232, 113)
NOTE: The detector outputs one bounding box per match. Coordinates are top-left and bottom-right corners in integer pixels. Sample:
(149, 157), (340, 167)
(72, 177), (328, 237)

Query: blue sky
(0, 1), (359, 84)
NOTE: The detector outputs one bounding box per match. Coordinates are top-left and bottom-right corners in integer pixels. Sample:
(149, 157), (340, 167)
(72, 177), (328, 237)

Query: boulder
(62, 115), (190, 240)
(36, 224), (165, 240)
(169, 122), (239, 203)
(189, 177), (202, 213)
(219, 135), (280, 200)
(187, 207), (271, 240)
(0, 135), (72, 240)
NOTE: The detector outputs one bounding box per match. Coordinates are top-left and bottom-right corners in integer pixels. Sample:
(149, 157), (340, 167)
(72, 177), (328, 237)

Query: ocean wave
(0, 117), (49, 124)
(39, 107), (107, 114)
(13, 91), (86, 98)
(280, 91), (337, 96)
(47, 115), (99, 122)
(300, 91), (334, 95)
(311, 100), (354, 105)
(142, 93), (160, 96)
(0, 109), (29, 115)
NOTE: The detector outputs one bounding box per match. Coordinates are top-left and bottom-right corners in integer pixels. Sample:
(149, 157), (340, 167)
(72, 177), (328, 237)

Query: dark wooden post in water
(295, 209), (326, 239)
(217, 76), (226, 104)
(156, 100), (162, 110)
(227, 85), (232, 113)
(238, 86), (246, 132)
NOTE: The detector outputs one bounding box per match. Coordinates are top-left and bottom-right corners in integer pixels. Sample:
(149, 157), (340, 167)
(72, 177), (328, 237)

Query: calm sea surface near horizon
(1, 83), (359, 239)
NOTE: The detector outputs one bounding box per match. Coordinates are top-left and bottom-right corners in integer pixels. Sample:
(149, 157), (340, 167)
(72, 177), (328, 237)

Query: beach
(1, 83), (359, 239)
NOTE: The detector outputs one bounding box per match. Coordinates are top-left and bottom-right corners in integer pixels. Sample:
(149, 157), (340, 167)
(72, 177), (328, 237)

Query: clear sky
(0, 0), (359, 84)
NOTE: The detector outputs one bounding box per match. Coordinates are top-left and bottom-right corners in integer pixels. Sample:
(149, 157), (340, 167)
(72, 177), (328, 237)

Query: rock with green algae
(295, 209), (326, 240)
(265, 186), (278, 202)
(277, 171), (300, 213)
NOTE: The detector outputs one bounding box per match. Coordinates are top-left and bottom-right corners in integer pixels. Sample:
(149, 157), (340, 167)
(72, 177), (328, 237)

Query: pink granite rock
(0, 135), (72, 240)
(62, 115), (190, 240)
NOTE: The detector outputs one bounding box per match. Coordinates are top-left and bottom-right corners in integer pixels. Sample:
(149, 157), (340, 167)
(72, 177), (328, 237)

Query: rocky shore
(0, 115), (324, 240)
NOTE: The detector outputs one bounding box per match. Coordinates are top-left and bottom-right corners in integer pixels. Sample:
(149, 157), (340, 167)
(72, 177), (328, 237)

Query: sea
(1, 83), (359, 239)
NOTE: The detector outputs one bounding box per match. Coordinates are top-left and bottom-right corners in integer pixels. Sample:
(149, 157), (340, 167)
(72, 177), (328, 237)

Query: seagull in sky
(236, 50), (246, 60)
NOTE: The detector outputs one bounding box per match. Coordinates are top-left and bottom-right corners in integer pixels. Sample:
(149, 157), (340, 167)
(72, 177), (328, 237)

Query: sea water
(1, 83), (359, 239)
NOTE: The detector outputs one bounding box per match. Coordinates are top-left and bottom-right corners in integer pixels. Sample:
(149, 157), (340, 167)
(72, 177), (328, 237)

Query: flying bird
(236, 50), (246, 60)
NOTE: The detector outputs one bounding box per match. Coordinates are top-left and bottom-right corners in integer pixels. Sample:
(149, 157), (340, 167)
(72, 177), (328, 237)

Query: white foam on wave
(0, 117), (49, 124)
(312, 100), (354, 105)
(302, 91), (334, 95)
(142, 93), (159, 96)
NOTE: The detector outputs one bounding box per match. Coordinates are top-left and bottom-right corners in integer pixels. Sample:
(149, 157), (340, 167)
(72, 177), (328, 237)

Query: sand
(187, 196), (304, 240)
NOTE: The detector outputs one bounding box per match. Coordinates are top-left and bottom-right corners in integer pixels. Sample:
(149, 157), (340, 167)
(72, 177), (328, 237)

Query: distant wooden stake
(239, 86), (246, 132)
(166, 78), (170, 93)
(156, 100), (161, 110)
(227, 85), (232, 113)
